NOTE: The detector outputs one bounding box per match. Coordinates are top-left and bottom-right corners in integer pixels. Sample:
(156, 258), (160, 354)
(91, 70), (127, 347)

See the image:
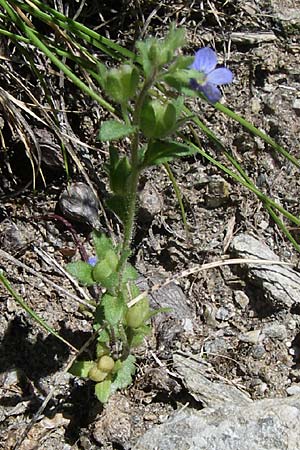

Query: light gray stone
(263, 322), (288, 341)
(133, 395), (300, 450)
(173, 353), (251, 408)
(239, 329), (261, 344)
(234, 290), (250, 309)
(230, 234), (300, 310)
(287, 384), (300, 396)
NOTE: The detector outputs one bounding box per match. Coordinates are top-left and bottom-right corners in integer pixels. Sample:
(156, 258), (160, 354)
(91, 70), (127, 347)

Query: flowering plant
(66, 26), (233, 402)
(190, 47), (233, 103)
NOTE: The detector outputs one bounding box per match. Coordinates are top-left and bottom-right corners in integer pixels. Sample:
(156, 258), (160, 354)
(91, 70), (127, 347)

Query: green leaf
(118, 64), (139, 101)
(168, 55), (194, 72)
(147, 307), (172, 319)
(163, 24), (186, 57)
(96, 328), (110, 343)
(100, 272), (119, 292)
(111, 355), (136, 393)
(143, 140), (197, 166)
(181, 86), (199, 98)
(69, 360), (94, 378)
(66, 261), (94, 286)
(140, 99), (177, 139)
(92, 259), (113, 283)
(108, 147), (132, 196)
(106, 194), (128, 224)
(105, 249), (119, 271)
(99, 120), (136, 142)
(105, 68), (122, 102)
(127, 325), (151, 348)
(102, 293), (126, 326)
(136, 40), (153, 77)
(172, 96), (185, 116)
(92, 232), (114, 259)
(95, 379), (112, 403)
(122, 263), (138, 283)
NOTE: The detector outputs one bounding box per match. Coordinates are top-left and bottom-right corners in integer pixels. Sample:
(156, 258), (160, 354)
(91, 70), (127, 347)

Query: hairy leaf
(95, 379), (112, 403)
(111, 355), (136, 393)
(69, 360), (94, 378)
(66, 261), (94, 286)
(99, 120), (135, 141)
(143, 140), (196, 166)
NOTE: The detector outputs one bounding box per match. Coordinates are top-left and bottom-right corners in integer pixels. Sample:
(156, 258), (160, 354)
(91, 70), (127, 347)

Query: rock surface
(134, 395), (300, 450)
(174, 353), (251, 408)
(230, 234), (300, 310)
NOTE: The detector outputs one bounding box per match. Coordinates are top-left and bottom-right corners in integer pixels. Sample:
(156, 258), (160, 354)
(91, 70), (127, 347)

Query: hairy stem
(118, 70), (157, 280)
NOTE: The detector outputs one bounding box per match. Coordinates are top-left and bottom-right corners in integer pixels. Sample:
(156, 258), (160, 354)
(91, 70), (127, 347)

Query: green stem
(118, 71), (156, 278)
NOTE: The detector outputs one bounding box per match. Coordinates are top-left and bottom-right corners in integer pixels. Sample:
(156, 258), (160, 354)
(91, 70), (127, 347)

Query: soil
(0, 0), (300, 449)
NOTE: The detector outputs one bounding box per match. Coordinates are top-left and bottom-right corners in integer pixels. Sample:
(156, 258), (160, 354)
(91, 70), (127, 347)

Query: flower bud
(88, 364), (108, 382)
(105, 64), (138, 103)
(140, 99), (177, 139)
(97, 355), (115, 373)
(96, 343), (110, 358)
(126, 297), (150, 329)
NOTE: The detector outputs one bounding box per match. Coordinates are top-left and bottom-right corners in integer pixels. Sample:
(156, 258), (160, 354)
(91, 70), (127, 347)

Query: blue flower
(190, 47), (233, 103)
(88, 256), (98, 267)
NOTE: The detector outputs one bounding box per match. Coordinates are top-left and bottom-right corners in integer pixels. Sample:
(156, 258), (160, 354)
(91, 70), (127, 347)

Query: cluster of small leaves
(67, 232), (155, 402)
(97, 25), (198, 223)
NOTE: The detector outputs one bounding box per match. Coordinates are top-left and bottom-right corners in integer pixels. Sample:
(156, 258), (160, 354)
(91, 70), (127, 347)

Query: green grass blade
(164, 162), (190, 240)
(0, 270), (78, 351)
(264, 205), (300, 252)
(215, 102), (300, 169)
(182, 136), (300, 227)
(11, 0), (135, 60)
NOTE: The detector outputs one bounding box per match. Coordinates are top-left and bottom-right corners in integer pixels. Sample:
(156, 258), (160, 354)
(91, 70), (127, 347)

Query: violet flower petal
(88, 256), (98, 267)
(206, 67), (233, 85)
(200, 83), (222, 103)
(191, 47), (217, 74)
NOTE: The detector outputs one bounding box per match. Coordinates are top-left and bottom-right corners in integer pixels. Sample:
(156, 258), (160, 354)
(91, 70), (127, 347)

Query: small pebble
(205, 176), (230, 208)
(293, 98), (300, 115)
(286, 384), (300, 396)
(239, 329), (261, 344)
(215, 306), (235, 321)
(59, 182), (101, 229)
(251, 344), (266, 359)
(263, 323), (287, 341)
(234, 291), (249, 309)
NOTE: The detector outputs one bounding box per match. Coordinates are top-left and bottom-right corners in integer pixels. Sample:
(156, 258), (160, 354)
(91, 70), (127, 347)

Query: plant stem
(118, 71), (156, 279)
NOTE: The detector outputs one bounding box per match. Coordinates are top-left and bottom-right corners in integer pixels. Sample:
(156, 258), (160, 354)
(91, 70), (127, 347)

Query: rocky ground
(0, 0), (300, 449)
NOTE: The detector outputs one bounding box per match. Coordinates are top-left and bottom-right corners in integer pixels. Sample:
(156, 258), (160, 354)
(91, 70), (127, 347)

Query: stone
(293, 98), (300, 116)
(133, 395), (300, 450)
(251, 344), (266, 360)
(270, 1), (300, 35)
(58, 182), (101, 229)
(234, 290), (250, 309)
(263, 322), (287, 341)
(286, 384), (300, 396)
(173, 353), (251, 408)
(230, 234), (300, 310)
(239, 329), (261, 345)
(205, 176), (230, 208)
(138, 180), (163, 222)
(215, 306), (235, 321)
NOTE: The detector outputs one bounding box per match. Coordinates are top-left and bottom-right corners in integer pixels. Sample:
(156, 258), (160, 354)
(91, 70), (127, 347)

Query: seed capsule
(97, 355), (115, 373)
